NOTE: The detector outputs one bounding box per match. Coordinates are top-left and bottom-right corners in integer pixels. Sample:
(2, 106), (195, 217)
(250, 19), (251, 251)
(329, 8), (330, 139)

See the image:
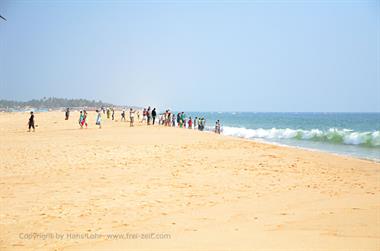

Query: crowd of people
(27, 107), (222, 134)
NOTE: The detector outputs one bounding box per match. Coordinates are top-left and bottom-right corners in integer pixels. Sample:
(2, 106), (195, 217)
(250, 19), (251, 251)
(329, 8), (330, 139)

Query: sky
(0, 0), (379, 112)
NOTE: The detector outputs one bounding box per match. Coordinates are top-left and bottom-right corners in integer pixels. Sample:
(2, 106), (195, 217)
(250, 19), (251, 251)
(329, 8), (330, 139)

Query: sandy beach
(0, 111), (379, 251)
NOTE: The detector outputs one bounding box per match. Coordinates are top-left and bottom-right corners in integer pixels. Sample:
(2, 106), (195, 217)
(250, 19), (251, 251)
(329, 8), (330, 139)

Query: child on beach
(96, 110), (102, 129)
(28, 111), (35, 132)
(188, 117), (192, 129)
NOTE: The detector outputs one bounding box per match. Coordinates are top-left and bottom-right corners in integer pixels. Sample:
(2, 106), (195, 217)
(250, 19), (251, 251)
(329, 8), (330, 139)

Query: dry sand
(0, 111), (379, 251)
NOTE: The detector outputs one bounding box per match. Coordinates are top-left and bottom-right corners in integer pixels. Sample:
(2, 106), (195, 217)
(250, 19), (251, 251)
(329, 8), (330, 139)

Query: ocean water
(185, 112), (380, 161)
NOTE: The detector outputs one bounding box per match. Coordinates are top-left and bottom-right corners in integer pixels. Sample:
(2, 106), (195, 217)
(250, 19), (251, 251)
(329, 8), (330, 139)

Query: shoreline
(192, 125), (380, 163)
(1, 110), (379, 162)
(236, 136), (380, 163)
(2, 109), (379, 162)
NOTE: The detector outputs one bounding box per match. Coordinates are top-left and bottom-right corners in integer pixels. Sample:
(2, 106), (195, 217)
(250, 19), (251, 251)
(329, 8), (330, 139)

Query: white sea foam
(221, 126), (380, 147)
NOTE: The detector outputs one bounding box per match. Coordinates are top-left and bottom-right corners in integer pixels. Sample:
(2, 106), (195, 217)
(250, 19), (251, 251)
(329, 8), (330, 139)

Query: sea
(185, 112), (380, 162)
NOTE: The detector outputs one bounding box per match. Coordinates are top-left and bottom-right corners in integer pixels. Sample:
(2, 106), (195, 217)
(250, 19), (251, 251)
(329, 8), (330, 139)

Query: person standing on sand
(194, 116), (198, 130)
(177, 113), (180, 127)
(181, 112), (185, 128)
(121, 109), (126, 122)
(147, 107), (151, 125)
(129, 108), (135, 127)
(164, 110), (167, 126)
(137, 111), (140, 122)
(82, 110), (88, 128)
(28, 111), (35, 132)
(79, 110), (84, 128)
(96, 110), (102, 129)
(143, 108), (147, 123)
(188, 117), (193, 129)
(112, 108), (115, 120)
(215, 120), (220, 134)
(65, 108), (70, 120)
(172, 113), (176, 127)
(152, 108), (157, 125)
(106, 108), (110, 119)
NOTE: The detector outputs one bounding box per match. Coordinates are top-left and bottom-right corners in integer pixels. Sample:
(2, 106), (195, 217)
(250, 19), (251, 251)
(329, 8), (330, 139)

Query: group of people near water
(27, 107), (222, 134)
(141, 108), (209, 131)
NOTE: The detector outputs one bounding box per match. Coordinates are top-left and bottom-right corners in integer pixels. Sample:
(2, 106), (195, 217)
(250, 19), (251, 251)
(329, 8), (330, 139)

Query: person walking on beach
(194, 116), (198, 130)
(112, 108), (115, 120)
(142, 108), (147, 123)
(82, 110), (88, 128)
(28, 111), (35, 132)
(152, 108), (157, 125)
(96, 110), (102, 129)
(79, 110), (84, 128)
(107, 108), (110, 119)
(137, 111), (140, 123)
(65, 108), (70, 120)
(147, 107), (151, 125)
(121, 109), (126, 122)
(188, 117), (193, 129)
(129, 108), (135, 127)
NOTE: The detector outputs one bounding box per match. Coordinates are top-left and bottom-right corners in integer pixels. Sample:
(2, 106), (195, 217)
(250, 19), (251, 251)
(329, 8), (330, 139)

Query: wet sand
(0, 111), (379, 250)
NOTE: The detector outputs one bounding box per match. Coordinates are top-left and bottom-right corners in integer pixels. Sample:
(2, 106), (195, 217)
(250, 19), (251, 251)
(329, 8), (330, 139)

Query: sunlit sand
(0, 111), (379, 250)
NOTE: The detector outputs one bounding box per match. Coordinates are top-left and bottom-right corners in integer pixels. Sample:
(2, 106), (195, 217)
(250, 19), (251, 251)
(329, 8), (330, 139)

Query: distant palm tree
(0, 15), (6, 21)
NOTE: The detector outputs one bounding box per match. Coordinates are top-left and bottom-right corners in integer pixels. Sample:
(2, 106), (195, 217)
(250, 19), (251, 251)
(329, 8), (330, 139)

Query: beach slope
(0, 111), (379, 250)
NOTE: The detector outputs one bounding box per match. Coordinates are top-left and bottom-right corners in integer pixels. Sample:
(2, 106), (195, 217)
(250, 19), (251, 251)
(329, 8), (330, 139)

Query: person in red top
(188, 117), (193, 129)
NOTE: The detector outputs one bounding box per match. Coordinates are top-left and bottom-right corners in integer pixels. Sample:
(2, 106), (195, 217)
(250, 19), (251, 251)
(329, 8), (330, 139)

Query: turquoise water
(185, 112), (380, 161)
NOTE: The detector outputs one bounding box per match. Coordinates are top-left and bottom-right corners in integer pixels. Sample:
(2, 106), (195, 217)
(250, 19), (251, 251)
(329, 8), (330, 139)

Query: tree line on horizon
(0, 97), (115, 109)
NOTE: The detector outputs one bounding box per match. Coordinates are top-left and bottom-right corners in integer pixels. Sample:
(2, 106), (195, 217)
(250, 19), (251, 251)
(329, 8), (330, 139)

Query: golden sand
(0, 111), (379, 250)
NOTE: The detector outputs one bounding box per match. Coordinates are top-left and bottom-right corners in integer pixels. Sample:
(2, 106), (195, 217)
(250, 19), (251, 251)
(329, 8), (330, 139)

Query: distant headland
(0, 97), (123, 111)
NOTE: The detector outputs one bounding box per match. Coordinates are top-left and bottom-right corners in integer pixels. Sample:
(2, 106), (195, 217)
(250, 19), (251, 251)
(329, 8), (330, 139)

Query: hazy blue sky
(0, 0), (379, 112)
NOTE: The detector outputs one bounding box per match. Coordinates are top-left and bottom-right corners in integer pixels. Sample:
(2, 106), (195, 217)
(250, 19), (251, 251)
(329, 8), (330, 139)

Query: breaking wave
(222, 127), (380, 147)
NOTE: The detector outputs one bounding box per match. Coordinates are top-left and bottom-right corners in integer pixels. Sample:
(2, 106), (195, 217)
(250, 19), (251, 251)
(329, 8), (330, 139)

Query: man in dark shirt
(152, 108), (157, 125)
(28, 111), (35, 132)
